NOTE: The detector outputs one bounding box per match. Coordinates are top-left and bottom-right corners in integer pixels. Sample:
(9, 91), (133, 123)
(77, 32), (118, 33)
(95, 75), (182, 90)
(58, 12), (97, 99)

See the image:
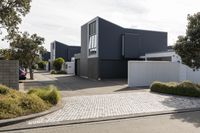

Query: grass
(150, 81), (200, 97)
(28, 85), (61, 105)
(0, 84), (61, 120)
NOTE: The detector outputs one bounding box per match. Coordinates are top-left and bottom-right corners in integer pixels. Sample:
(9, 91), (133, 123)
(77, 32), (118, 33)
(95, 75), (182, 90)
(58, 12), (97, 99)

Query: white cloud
(1, 0), (200, 50)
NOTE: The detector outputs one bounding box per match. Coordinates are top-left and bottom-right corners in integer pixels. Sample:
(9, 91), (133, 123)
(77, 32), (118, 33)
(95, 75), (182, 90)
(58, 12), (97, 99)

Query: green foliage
(174, 12), (200, 69)
(53, 58), (65, 71)
(50, 70), (56, 74)
(51, 70), (66, 75)
(0, 0), (31, 37)
(150, 81), (200, 97)
(8, 32), (45, 79)
(0, 84), (9, 95)
(0, 86), (50, 119)
(0, 48), (17, 60)
(28, 85), (61, 105)
(38, 61), (47, 70)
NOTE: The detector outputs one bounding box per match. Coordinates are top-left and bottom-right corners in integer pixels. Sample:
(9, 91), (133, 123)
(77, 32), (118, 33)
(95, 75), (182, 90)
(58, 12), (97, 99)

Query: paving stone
(28, 92), (200, 125)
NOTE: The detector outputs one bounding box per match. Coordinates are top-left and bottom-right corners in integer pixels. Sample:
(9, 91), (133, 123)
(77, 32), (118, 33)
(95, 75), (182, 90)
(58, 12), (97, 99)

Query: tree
(0, 48), (17, 60)
(10, 32), (45, 79)
(174, 12), (200, 69)
(53, 58), (65, 71)
(0, 0), (31, 38)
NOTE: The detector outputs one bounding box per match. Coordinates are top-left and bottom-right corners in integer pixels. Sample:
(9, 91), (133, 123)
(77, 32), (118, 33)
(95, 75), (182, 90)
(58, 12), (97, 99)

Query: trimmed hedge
(28, 85), (61, 105)
(150, 81), (200, 97)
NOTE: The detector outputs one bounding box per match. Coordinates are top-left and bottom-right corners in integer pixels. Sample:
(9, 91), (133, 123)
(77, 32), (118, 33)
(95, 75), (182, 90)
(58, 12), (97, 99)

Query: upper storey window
(88, 21), (97, 56)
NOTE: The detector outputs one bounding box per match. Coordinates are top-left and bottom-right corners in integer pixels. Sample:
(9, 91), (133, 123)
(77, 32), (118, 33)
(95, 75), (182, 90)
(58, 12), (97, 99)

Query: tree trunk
(29, 67), (34, 80)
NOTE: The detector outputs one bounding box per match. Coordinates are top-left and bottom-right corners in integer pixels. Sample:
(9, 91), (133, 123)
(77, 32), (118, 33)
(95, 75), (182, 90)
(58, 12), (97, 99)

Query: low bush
(56, 70), (67, 74)
(50, 70), (66, 74)
(0, 87), (50, 119)
(0, 84), (9, 95)
(53, 58), (65, 71)
(38, 61), (47, 70)
(150, 81), (200, 97)
(28, 85), (61, 105)
(50, 70), (56, 74)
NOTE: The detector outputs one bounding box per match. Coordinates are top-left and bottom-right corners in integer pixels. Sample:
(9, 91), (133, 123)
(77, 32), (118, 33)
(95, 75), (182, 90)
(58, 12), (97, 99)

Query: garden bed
(0, 85), (61, 120)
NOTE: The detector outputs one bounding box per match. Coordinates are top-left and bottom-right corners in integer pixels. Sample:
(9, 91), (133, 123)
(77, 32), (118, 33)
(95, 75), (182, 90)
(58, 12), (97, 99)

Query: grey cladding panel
(98, 18), (124, 60)
(88, 58), (99, 79)
(99, 60), (127, 79)
(80, 24), (88, 77)
(123, 34), (141, 58)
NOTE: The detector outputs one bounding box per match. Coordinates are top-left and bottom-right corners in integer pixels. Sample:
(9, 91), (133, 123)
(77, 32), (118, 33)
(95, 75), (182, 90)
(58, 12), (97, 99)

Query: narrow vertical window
(88, 21), (97, 56)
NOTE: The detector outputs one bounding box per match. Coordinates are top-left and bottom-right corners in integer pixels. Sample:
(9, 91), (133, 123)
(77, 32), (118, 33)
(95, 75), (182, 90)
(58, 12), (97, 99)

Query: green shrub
(150, 81), (200, 97)
(38, 61), (47, 70)
(0, 84), (9, 95)
(50, 70), (56, 74)
(0, 87), (50, 119)
(53, 58), (65, 71)
(56, 70), (67, 74)
(50, 70), (66, 74)
(28, 85), (61, 105)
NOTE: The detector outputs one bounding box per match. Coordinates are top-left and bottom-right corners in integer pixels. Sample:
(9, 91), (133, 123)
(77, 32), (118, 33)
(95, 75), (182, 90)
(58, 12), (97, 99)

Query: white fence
(128, 61), (200, 87)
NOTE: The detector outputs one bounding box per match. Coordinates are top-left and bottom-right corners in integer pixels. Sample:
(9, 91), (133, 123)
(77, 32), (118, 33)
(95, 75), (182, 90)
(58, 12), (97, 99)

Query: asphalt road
(4, 111), (200, 133)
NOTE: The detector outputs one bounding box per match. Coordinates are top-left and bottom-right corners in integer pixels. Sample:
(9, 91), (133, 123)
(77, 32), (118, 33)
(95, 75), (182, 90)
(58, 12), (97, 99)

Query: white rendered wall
(128, 61), (200, 87)
(62, 62), (75, 74)
(66, 62), (75, 74)
(185, 66), (200, 83)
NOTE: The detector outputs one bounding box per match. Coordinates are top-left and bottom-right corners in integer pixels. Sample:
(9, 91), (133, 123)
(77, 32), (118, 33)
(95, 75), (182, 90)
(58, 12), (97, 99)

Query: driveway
(21, 71), (147, 97)
(7, 71), (199, 133)
(2, 92), (200, 132)
(28, 92), (200, 125)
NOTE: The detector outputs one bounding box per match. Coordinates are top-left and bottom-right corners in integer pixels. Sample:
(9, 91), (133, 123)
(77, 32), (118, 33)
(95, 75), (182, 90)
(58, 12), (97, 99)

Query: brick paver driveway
(28, 92), (200, 125)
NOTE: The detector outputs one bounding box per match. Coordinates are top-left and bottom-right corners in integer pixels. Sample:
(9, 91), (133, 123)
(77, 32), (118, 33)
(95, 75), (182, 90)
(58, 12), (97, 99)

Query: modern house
(75, 17), (168, 79)
(50, 41), (81, 62)
(41, 51), (51, 61)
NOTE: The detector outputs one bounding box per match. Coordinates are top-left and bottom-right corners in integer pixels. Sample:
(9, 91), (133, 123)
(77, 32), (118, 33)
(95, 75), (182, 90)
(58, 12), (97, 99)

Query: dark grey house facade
(75, 17), (168, 79)
(42, 51), (50, 61)
(50, 41), (81, 62)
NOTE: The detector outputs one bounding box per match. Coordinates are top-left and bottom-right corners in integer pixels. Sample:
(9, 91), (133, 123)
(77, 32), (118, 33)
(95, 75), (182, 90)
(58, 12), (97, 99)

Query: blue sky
(1, 0), (200, 51)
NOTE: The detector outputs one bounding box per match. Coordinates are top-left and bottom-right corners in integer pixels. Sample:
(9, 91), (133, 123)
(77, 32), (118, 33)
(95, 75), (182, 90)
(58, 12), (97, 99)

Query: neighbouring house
(42, 51), (51, 61)
(50, 40), (81, 62)
(75, 17), (168, 79)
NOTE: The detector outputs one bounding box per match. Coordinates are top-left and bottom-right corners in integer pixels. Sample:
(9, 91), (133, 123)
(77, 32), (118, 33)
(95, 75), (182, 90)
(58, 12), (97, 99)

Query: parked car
(19, 68), (26, 80)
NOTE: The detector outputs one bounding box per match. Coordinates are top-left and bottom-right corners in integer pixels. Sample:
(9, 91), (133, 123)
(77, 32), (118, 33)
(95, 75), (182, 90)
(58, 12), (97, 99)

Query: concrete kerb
(1, 107), (200, 132)
(0, 100), (64, 128)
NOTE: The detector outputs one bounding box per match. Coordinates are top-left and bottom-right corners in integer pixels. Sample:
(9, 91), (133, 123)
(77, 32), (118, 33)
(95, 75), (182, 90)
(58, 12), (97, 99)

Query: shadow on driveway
(24, 75), (126, 91)
(22, 71), (149, 96)
(157, 92), (200, 128)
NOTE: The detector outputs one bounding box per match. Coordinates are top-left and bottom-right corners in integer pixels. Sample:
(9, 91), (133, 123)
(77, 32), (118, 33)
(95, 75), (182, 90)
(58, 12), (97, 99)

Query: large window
(88, 21), (97, 56)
